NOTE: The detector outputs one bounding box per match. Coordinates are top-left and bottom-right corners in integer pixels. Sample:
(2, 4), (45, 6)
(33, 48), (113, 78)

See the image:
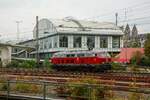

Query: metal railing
(0, 80), (149, 100)
(0, 80), (93, 100)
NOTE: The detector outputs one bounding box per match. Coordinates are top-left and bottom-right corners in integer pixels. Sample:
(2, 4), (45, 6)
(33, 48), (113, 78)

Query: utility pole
(115, 13), (118, 26)
(124, 8), (128, 64)
(16, 21), (22, 42)
(36, 16), (40, 67)
(124, 8), (128, 24)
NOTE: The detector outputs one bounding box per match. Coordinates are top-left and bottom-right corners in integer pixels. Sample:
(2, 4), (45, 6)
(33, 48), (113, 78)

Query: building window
(112, 36), (120, 48)
(48, 37), (52, 49)
(49, 41), (52, 48)
(87, 36), (95, 50)
(73, 36), (82, 48)
(44, 40), (48, 49)
(100, 36), (108, 48)
(59, 35), (68, 47)
(53, 36), (58, 48)
(40, 41), (43, 50)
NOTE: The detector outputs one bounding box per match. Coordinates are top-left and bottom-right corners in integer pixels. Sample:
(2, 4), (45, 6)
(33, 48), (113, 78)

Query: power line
(119, 16), (150, 22)
(85, 1), (150, 20)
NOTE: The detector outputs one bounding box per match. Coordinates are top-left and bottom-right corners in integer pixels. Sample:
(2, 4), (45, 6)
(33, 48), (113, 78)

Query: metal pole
(16, 21), (22, 42)
(115, 13), (118, 26)
(43, 82), (46, 100)
(7, 80), (10, 100)
(36, 16), (40, 67)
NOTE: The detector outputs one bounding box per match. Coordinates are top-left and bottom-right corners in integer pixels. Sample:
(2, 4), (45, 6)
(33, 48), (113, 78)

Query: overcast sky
(0, 0), (150, 41)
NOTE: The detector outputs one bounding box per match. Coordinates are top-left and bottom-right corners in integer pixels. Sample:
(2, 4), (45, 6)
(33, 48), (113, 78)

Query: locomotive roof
(54, 51), (107, 55)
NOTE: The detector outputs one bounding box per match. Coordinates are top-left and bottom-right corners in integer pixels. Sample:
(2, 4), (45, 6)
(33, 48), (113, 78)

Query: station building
(17, 18), (124, 59)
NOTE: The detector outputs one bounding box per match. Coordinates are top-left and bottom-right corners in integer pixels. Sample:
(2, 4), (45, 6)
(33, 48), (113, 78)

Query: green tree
(43, 59), (52, 70)
(144, 34), (150, 59)
(130, 51), (142, 65)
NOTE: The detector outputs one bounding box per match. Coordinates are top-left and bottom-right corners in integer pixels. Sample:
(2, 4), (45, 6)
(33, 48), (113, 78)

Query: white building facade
(19, 18), (124, 59)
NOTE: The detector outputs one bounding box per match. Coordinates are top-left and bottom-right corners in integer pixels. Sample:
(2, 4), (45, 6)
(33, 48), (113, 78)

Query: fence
(0, 80), (149, 100)
(0, 80), (101, 100)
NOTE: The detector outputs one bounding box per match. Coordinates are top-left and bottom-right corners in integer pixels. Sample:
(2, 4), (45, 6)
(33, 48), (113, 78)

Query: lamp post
(15, 21), (22, 42)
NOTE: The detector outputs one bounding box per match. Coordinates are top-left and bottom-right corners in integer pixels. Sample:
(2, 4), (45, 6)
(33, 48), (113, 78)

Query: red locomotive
(51, 51), (112, 72)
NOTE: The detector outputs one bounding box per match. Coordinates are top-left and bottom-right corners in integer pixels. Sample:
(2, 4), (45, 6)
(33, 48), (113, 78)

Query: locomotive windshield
(77, 53), (85, 57)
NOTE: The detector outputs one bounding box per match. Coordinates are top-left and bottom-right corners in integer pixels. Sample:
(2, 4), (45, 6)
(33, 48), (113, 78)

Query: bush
(140, 56), (150, 66)
(130, 51), (143, 65)
(67, 78), (108, 99)
(15, 83), (41, 93)
(6, 60), (37, 68)
(128, 65), (140, 72)
(111, 62), (126, 71)
(128, 92), (143, 100)
(43, 59), (52, 70)
(0, 83), (8, 91)
(6, 60), (20, 68)
(18, 60), (36, 68)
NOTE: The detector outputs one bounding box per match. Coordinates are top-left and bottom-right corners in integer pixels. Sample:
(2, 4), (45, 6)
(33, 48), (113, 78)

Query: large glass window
(44, 40), (48, 49)
(87, 36), (95, 50)
(59, 35), (68, 47)
(100, 36), (108, 48)
(112, 36), (120, 48)
(53, 36), (58, 48)
(49, 40), (52, 48)
(73, 36), (82, 48)
(39, 41), (43, 50)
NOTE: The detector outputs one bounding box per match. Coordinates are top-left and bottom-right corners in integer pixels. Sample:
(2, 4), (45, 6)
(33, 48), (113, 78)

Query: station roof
(50, 18), (123, 33)
(50, 18), (119, 29)
(0, 43), (35, 49)
(33, 18), (124, 38)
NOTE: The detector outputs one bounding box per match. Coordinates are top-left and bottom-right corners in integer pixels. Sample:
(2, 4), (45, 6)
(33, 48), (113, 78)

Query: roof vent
(63, 17), (86, 31)
(58, 24), (64, 27)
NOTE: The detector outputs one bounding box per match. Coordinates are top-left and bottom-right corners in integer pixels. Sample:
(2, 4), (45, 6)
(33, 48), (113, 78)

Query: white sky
(0, 0), (150, 41)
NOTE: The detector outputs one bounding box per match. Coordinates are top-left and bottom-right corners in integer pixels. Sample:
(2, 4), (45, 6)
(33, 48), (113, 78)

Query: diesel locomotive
(50, 51), (112, 72)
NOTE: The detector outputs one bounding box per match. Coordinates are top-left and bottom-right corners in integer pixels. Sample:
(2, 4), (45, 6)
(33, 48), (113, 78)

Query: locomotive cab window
(97, 53), (103, 57)
(53, 54), (65, 57)
(100, 52), (110, 57)
(94, 53), (97, 56)
(86, 53), (95, 57)
(77, 53), (85, 57)
(66, 54), (75, 57)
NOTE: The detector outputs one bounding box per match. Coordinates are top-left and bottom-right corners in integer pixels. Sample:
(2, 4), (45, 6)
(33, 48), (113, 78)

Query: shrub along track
(0, 68), (150, 92)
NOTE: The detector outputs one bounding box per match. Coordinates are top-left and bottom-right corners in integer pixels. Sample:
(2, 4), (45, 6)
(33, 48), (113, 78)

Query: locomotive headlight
(76, 57), (79, 62)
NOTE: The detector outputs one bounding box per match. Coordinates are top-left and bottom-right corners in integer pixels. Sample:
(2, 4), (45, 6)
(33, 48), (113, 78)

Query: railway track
(0, 68), (150, 83)
(0, 69), (149, 94)
(0, 68), (149, 85)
